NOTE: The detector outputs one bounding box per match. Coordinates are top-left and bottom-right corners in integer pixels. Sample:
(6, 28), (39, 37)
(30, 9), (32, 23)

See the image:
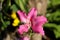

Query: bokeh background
(0, 0), (60, 40)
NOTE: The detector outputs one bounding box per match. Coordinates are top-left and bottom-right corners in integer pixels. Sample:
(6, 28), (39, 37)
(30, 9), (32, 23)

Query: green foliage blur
(0, 0), (29, 31)
(45, 0), (60, 38)
(0, 0), (60, 39)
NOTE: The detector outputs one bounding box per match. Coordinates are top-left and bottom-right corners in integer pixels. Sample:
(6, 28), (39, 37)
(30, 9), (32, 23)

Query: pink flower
(20, 36), (30, 40)
(18, 24), (30, 34)
(31, 16), (47, 35)
(17, 8), (36, 34)
(23, 36), (30, 40)
(17, 8), (47, 35)
(17, 8), (36, 23)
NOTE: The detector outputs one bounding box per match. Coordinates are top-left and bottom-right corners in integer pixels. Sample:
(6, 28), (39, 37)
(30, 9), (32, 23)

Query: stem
(1, 13), (7, 27)
(43, 35), (50, 40)
(31, 33), (42, 40)
(28, 0), (48, 40)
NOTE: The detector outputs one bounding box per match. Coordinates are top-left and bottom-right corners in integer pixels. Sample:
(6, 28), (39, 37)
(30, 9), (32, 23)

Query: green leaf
(11, 4), (18, 12)
(15, 0), (28, 13)
(2, 0), (11, 12)
(45, 23), (60, 38)
(44, 23), (60, 38)
(52, 0), (60, 5)
(53, 10), (60, 21)
(44, 23), (57, 28)
(47, 10), (60, 22)
(55, 25), (60, 32)
(0, 13), (7, 28)
(5, 21), (10, 26)
(1, 26), (5, 30)
(54, 30), (60, 38)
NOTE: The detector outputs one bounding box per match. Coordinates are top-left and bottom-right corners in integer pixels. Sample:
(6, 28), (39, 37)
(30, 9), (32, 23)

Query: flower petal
(18, 24), (30, 34)
(28, 8), (37, 20)
(23, 36), (30, 40)
(32, 25), (45, 35)
(31, 16), (47, 35)
(35, 16), (47, 25)
(17, 10), (27, 23)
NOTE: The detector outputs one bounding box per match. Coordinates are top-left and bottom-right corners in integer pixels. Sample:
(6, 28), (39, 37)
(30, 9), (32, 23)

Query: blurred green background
(0, 0), (60, 40)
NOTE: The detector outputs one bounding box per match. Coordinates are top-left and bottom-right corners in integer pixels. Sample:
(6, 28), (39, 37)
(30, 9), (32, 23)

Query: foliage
(45, 0), (60, 38)
(0, 0), (60, 39)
